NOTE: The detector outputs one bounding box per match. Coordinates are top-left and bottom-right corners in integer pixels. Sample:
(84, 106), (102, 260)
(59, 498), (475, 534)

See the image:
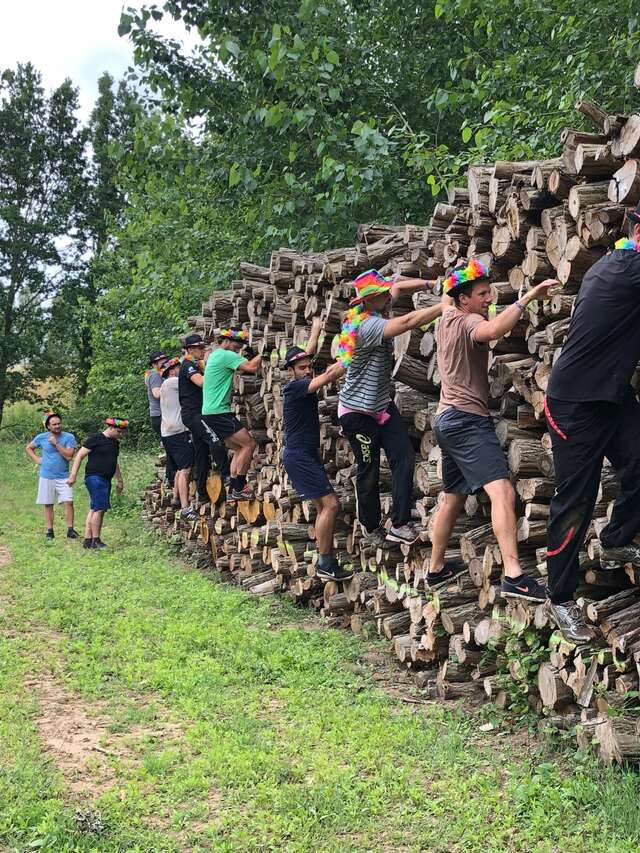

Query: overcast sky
(1, 0), (200, 121)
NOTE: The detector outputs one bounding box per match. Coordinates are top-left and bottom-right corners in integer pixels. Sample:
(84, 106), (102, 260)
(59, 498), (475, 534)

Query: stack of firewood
(144, 101), (640, 765)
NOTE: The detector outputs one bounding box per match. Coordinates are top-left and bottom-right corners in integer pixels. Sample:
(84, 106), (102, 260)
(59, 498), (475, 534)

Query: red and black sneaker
(227, 484), (255, 502)
(501, 574), (547, 602)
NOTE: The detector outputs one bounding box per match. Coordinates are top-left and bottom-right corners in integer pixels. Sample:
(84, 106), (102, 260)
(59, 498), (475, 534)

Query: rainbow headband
(442, 259), (489, 295)
(335, 305), (373, 366)
(105, 417), (129, 429)
(220, 328), (248, 341)
(615, 238), (640, 253)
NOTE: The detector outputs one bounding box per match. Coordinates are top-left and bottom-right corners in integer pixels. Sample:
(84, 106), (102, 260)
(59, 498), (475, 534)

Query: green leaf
(326, 49), (340, 65)
(117, 13), (132, 37)
(435, 4), (443, 18)
(461, 126), (473, 143)
(228, 162), (241, 188)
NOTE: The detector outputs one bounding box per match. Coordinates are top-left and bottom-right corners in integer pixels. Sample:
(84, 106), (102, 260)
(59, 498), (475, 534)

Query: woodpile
(143, 100), (640, 765)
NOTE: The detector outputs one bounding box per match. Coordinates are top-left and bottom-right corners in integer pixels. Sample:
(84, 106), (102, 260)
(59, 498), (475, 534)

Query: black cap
(627, 202), (640, 224)
(184, 333), (205, 347)
(284, 346), (312, 368)
(148, 351), (167, 366)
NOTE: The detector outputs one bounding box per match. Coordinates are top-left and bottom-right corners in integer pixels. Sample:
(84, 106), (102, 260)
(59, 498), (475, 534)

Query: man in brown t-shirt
(427, 259), (556, 603)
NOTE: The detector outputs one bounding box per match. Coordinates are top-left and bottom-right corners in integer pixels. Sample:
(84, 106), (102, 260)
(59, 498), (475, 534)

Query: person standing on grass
(282, 317), (351, 582)
(160, 357), (197, 523)
(26, 412), (79, 541)
(178, 333), (229, 505)
(543, 206), (640, 643)
(427, 259), (555, 598)
(337, 270), (444, 548)
(145, 350), (176, 490)
(201, 328), (262, 502)
(67, 418), (127, 550)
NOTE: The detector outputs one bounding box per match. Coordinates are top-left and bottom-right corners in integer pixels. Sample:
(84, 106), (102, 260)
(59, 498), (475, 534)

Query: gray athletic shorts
(433, 407), (509, 495)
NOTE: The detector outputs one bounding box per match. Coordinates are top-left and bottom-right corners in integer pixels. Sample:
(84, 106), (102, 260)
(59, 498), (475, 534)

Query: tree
(49, 72), (142, 396)
(0, 64), (85, 426)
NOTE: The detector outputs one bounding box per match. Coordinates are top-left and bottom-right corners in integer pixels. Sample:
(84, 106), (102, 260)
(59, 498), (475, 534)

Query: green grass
(1, 443), (640, 851)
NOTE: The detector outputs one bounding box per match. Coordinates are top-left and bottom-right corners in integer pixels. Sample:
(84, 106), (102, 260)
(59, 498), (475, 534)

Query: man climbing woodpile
(428, 259), (556, 599)
(545, 201), (640, 642)
(336, 270), (443, 546)
(282, 317), (349, 582)
(159, 357), (196, 522)
(202, 328), (262, 501)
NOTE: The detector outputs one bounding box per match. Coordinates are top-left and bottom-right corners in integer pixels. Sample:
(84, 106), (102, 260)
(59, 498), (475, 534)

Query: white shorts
(36, 477), (74, 505)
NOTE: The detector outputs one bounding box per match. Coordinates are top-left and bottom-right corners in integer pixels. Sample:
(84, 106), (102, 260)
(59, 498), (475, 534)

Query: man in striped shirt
(338, 270), (442, 546)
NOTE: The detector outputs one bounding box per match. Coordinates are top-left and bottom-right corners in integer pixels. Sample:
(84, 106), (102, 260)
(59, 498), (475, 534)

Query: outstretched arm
(382, 303), (443, 339)
(237, 354), (262, 373)
(473, 280), (557, 344)
(390, 277), (436, 300)
(305, 317), (323, 355)
(307, 361), (345, 394)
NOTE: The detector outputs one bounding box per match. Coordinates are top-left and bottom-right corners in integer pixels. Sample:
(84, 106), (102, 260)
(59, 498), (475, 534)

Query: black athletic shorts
(162, 431), (194, 470)
(433, 407), (509, 494)
(282, 446), (334, 501)
(201, 413), (244, 441)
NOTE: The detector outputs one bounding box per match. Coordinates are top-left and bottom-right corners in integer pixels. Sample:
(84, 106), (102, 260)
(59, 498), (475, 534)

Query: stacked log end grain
(143, 101), (640, 765)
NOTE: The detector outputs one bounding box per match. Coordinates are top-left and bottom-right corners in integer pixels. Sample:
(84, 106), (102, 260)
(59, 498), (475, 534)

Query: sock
(47, 528), (54, 534)
(318, 553), (334, 569)
(67, 526), (74, 532)
(229, 476), (239, 491)
(236, 474), (247, 490)
(507, 574), (524, 584)
(83, 537), (92, 545)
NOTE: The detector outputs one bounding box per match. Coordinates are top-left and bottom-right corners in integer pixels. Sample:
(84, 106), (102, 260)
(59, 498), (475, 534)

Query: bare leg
(483, 479), (521, 577)
(84, 510), (92, 539)
(226, 429), (256, 477)
(43, 504), (54, 531)
(428, 493), (466, 572)
(90, 510), (105, 539)
(63, 501), (74, 528)
(314, 494), (339, 555)
(177, 469), (190, 508)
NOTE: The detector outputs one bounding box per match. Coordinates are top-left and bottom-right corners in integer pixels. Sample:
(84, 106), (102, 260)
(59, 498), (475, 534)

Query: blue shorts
(282, 447), (334, 501)
(85, 475), (112, 511)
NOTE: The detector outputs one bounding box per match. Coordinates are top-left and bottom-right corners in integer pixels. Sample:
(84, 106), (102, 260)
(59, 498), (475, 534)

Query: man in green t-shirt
(202, 328), (262, 501)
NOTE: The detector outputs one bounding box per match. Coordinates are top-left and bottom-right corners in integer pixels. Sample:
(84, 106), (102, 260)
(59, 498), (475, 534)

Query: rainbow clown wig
(349, 269), (393, 306)
(442, 258), (490, 297)
(219, 328), (249, 341)
(105, 417), (129, 430)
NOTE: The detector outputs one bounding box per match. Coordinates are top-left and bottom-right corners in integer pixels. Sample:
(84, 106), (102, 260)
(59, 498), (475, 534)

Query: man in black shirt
(282, 318), (350, 582)
(178, 333), (228, 503)
(545, 207), (640, 642)
(68, 417), (127, 549)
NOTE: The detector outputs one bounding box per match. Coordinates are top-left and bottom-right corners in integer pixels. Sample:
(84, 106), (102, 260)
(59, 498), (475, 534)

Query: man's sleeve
(465, 313), (485, 345)
(225, 350), (247, 371)
(285, 378), (312, 400)
(62, 433), (77, 449)
(82, 435), (97, 451)
(358, 316), (387, 347)
(31, 434), (42, 449)
(185, 363), (199, 380)
(148, 372), (162, 391)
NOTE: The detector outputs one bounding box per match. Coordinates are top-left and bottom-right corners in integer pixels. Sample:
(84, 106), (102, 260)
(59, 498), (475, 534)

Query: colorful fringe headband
(335, 305), (372, 366)
(182, 353), (205, 370)
(43, 410), (59, 427)
(349, 269), (393, 306)
(105, 417), (129, 429)
(161, 356), (181, 375)
(220, 328), (248, 341)
(615, 238), (640, 253)
(442, 259), (490, 295)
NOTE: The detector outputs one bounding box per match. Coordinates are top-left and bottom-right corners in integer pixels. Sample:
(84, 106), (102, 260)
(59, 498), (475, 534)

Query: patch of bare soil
(0, 544), (11, 567)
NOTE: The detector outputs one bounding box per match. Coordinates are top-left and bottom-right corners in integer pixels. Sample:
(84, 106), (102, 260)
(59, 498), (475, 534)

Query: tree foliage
(0, 64), (85, 425)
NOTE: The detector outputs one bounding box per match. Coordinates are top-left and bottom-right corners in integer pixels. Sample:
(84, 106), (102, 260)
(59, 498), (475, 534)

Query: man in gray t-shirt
(337, 269), (442, 547)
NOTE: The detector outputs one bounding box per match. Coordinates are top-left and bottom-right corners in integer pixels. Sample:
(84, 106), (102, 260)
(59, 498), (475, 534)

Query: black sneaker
(67, 528), (80, 540)
(170, 498), (182, 509)
(181, 507), (199, 522)
(501, 574), (547, 602)
(362, 527), (387, 548)
(600, 544), (640, 570)
(426, 562), (466, 590)
(548, 601), (594, 644)
(317, 562), (354, 582)
(83, 538), (97, 550)
(45, 529), (54, 540)
(93, 538), (108, 550)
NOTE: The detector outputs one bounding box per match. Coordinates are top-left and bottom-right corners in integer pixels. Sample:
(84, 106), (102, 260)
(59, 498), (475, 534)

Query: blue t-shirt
(283, 378), (320, 450)
(31, 431), (76, 479)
